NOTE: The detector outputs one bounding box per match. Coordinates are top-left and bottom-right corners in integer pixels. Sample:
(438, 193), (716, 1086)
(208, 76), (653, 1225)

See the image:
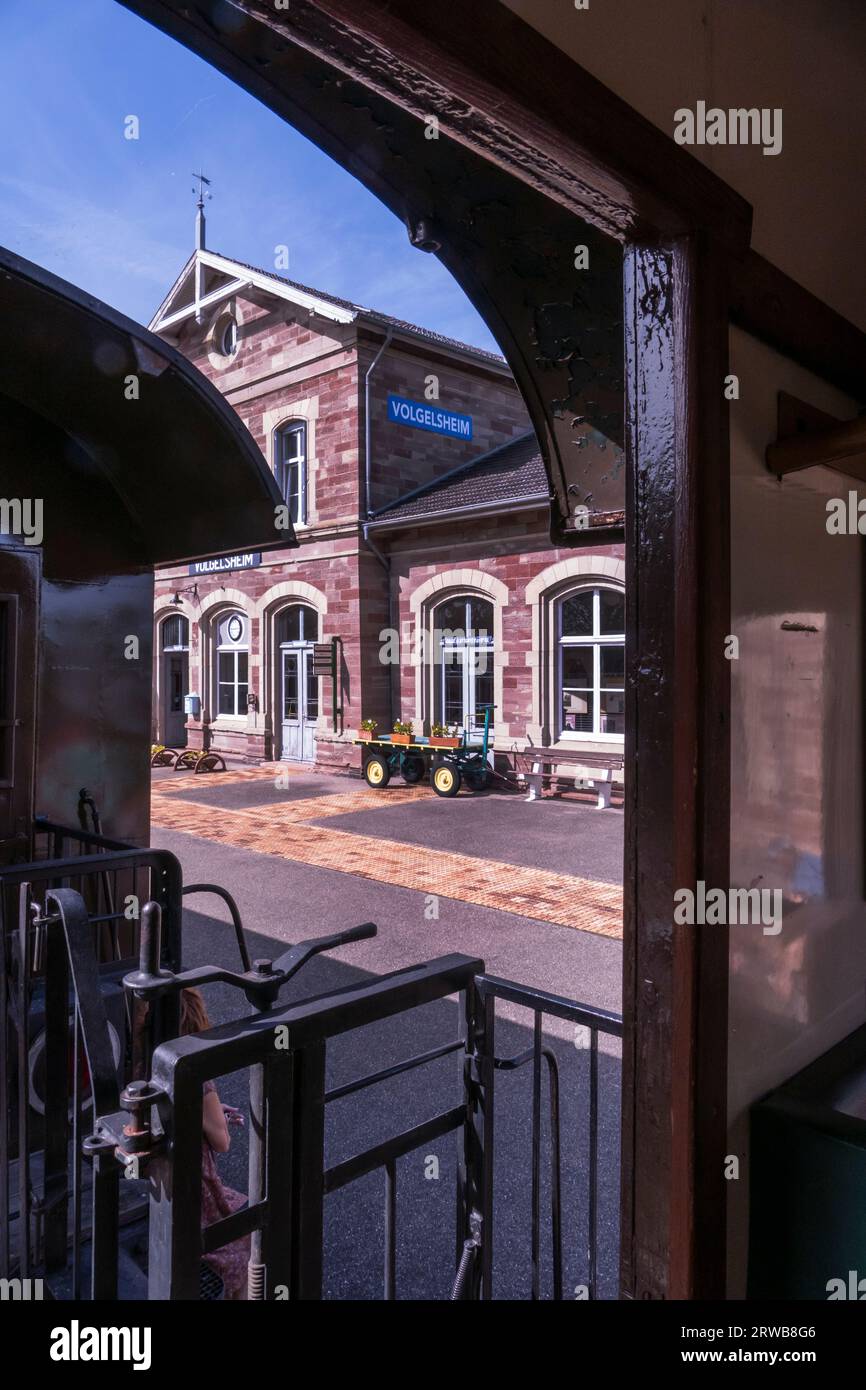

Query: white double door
(280, 644), (317, 762)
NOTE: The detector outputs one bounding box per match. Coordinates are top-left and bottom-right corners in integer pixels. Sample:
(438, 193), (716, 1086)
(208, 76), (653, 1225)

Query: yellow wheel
(364, 753), (391, 789)
(431, 761), (461, 798)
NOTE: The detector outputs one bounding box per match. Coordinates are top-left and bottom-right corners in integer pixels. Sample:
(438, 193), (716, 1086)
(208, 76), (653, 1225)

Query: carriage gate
(1, 838), (621, 1300)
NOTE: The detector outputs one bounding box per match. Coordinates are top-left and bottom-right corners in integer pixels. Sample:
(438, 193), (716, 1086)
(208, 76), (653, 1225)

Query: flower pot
(358, 730), (376, 740)
(429, 736), (460, 749)
(391, 733), (412, 745)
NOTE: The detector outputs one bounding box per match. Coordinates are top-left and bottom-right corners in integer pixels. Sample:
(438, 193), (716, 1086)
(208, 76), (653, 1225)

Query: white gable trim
(199, 251), (356, 324)
(148, 252), (196, 332)
(154, 276), (251, 331)
(149, 249), (357, 334)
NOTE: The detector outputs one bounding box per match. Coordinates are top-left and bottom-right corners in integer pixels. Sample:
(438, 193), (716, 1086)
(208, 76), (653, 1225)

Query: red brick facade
(152, 254), (625, 773)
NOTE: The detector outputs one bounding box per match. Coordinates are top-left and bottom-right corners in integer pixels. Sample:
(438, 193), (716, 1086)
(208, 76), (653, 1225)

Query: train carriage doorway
(278, 604), (319, 763)
(160, 613), (189, 749)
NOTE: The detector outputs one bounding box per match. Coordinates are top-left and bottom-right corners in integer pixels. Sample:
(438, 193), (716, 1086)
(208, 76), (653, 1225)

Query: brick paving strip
(152, 769), (623, 939)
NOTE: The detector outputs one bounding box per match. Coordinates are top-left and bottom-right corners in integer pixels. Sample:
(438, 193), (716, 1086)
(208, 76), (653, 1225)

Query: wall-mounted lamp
(170, 584), (199, 607)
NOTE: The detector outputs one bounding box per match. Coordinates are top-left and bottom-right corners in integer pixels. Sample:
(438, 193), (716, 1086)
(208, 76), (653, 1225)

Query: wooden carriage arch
(117, 0), (866, 1300)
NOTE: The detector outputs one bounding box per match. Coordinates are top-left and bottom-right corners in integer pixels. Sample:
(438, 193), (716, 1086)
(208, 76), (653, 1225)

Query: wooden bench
(514, 746), (625, 809)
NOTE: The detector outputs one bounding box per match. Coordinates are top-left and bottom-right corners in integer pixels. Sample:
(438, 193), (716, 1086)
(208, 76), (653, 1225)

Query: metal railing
(0, 839), (183, 1293)
(2, 868), (623, 1301)
(474, 975), (623, 1300)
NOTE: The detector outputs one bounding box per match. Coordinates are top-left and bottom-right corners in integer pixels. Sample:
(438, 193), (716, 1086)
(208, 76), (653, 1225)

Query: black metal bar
(289, 1042), (326, 1300)
(325, 1107), (465, 1193)
(247, 1060), (266, 1299)
(147, 1057), (202, 1300)
(486, 1036), (565, 1300)
(182, 883), (251, 972)
(46, 890), (119, 1120)
(34, 817), (131, 854)
(545, 1047), (563, 1301)
(475, 973), (623, 1036)
(43, 898), (69, 1275)
(71, 1009), (82, 1300)
(325, 1038), (463, 1102)
(530, 1010), (541, 1301)
(202, 1200), (267, 1255)
(0, 886), (9, 1277)
(90, 1147), (119, 1301)
(473, 974), (621, 1301)
(588, 1027), (599, 1300)
(458, 976), (493, 1301)
(384, 1159), (396, 1301)
(262, 1055), (293, 1299)
(17, 887), (31, 1278)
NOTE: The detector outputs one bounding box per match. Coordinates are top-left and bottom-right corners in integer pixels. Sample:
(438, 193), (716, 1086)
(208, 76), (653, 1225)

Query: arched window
(434, 595), (494, 735)
(275, 603), (319, 646)
(558, 586), (624, 737)
(215, 610), (249, 717)
(160, 614), (189, 651)
(275, 421), (308, 526)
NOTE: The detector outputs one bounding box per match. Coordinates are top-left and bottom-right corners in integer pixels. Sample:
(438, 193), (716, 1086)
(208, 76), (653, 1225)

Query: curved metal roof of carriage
(0, 244), (290, 568)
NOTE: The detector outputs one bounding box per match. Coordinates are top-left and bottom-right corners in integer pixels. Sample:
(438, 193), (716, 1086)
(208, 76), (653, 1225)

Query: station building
(151, 240), (625, 772)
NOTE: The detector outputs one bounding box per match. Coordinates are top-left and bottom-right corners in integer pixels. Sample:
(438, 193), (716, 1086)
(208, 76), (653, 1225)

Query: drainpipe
(362, 328), (394, 725)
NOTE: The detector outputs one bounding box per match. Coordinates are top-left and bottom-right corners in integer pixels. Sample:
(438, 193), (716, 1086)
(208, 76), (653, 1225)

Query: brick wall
(387, 513), (625, 757)
(154, 271), (621, 776)
(363, 335), (531, 513)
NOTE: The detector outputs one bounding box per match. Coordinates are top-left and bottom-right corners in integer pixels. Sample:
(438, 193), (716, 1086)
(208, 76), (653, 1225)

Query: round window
(220, 318), (238, 358)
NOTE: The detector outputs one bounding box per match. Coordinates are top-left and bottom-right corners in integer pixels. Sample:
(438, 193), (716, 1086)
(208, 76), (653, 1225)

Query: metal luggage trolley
(357, 706), (494, 798)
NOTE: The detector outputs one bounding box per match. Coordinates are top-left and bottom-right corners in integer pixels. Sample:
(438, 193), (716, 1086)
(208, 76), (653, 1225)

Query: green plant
(360, 717), (378, 732)
(430, 723), (455, 737)
(392, 719), (413, 736)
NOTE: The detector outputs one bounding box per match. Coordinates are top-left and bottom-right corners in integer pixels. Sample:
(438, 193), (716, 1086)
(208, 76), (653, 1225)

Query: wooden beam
(280, 0), (753, 250)
(622, 234), (731, 1300)
(731, 252), (866, 403)
(767, 402), (866, 479)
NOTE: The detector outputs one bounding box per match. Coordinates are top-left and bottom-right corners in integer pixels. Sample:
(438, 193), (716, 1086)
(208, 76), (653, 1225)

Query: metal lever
(124, 903), (377, 1011)
(269, 921), (377, 984)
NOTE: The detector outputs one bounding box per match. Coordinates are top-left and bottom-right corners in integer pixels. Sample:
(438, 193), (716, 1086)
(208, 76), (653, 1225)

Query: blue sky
(0, 0), (499, 352)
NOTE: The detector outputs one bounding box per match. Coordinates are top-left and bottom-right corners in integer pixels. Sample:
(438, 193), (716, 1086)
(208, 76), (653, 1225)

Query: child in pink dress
(180, 988), (250, 1300)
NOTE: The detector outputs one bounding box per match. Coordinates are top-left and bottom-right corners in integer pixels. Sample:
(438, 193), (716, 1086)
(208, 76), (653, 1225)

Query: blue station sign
(189, 552), (262, 576)
(387, 394), (473, 441)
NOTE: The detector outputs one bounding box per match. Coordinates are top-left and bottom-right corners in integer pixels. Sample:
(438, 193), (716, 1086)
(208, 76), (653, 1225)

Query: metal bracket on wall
(766, 391), (866, 482)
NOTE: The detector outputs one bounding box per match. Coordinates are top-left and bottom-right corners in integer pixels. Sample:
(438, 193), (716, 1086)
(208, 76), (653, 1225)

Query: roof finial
(192, 171), (211, 252)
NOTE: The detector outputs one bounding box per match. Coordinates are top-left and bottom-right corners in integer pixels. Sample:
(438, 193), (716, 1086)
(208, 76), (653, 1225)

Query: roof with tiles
(370, 431), (549, 525)
(212, 253), (508, 367)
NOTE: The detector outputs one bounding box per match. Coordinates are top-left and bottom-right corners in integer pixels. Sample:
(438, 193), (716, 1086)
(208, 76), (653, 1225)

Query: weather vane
(192, 170), (212, 210)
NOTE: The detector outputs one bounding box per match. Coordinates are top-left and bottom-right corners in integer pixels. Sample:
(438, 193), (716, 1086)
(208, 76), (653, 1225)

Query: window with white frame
(557, 586), (624, 738)
(274, 421), (308, 526)
(434, 595), (495, 735)
(160, 614), (189, 651)
(215, 611), (249, 717)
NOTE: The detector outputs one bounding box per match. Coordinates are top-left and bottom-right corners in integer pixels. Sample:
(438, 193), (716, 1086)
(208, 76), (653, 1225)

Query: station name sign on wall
(387, 394), (473, 441)
(189, 553), (262, 576)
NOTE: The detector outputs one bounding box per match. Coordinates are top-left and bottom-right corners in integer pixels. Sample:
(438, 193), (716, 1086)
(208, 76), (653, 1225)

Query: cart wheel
(364, 753), (391, 789)
(431, 761), (461, 798)
(401, 754), (425, 784)
(464, 765), (491, 792)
